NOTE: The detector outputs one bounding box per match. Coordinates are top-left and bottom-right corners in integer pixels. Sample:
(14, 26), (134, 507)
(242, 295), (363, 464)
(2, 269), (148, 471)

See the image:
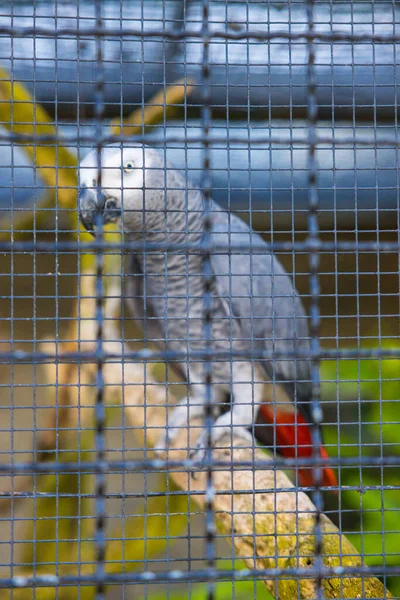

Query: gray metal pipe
(2, 120), (398, 230)
(1, 1), (398, 121)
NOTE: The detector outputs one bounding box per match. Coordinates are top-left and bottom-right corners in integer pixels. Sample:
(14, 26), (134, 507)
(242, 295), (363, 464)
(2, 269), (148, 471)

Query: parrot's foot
(189, 412), (254, 479)
(154, 398), (205, 455)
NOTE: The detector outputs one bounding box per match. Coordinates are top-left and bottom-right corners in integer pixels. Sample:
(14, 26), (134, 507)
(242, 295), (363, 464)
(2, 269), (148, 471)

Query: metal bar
(0, 454), (397, 475)
(1, 563), (400, 590)
(200, 2), (216, 598)
(3, 132), (400, 147)
(3, 481), (398, 500)
(1, 346), (400, 364)
(2, 239), (400, 255)
(2, 24), (400, 44)
(93, 1), (106, 598)
(306, 1), (324, 596)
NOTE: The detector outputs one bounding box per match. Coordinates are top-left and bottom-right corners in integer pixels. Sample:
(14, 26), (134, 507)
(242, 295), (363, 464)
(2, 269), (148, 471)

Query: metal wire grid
(199, 4), (217, 600)
(93, 1), (106, 597)
(0, 0), (399, 598)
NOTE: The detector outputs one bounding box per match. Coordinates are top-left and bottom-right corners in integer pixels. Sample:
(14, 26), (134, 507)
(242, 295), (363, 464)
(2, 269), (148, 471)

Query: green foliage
(0, 66), (78, 238)
(20, 455), (93, 575)
(104, 477), (189, 578)
(2, 338), (399, 599)
(321, 342), (400, 596)
(0, 422), (189, 600)
(138, 560), (272, 600)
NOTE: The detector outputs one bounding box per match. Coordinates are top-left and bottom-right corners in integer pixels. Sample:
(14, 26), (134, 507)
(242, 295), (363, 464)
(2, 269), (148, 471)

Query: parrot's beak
(78, 185), (100, 236)
(78, 185), (121, 235)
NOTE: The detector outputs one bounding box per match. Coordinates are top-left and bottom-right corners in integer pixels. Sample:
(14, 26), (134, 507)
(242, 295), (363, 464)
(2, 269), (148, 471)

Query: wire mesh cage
(0, 0), (399, 599)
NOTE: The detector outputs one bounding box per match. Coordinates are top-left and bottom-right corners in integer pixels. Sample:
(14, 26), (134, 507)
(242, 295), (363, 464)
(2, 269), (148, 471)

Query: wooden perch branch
(110, 78), (194, 137)
(18, 258), (391, 600)
(0, 66), (78, 238)
(95, 281), (392, 600)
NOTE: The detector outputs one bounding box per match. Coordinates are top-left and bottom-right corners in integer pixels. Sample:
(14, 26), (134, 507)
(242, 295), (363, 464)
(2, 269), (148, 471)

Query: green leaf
(20, 454), (92, 576)
(137, 560), (272, 600)
(103, 477), (189, 575)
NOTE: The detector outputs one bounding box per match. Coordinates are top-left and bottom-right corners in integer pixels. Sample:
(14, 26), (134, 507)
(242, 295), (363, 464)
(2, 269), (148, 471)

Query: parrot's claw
(154, 427), (179, 455)
(188, 441), (208, 480)
(189, 418), (254, 479)
(155, 403), (254, 482)
(154, 399), (205, 455)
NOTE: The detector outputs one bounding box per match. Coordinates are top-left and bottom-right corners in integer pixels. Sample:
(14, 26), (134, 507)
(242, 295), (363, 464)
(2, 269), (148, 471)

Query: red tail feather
(259, 405), (338, 491)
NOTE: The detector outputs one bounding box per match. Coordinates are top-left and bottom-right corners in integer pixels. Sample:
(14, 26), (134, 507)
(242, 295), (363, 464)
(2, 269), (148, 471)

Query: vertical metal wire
(9, 0), (16, 591)
(306, 0), (324, 597)
(117, 3), (127, 595)
(181, 7), (195, 589)
(31, 0), (39, 583)
(76, 1), (85, 587)
(94, 0), (106, 598)
(53, 0), (61, 582)
(200, 1), (216, 599)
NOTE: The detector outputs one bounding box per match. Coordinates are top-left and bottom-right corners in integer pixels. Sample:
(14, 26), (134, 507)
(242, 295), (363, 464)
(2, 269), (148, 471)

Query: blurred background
(0, 0), (399, 598)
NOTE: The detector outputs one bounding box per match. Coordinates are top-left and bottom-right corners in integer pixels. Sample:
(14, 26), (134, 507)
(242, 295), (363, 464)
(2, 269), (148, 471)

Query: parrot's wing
(208, 210), (341, 490)
(125, 255), (166, 345)
(124, 255), (143, 326)
(125, 255), (187, 382)
(209, 207), (312, 404)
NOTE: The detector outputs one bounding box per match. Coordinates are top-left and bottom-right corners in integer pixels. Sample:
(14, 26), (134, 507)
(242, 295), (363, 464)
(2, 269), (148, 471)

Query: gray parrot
(78, 145), (337, 488)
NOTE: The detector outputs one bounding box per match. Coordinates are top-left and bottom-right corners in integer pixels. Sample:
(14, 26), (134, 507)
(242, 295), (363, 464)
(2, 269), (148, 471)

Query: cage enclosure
(0, 1), (398, 600)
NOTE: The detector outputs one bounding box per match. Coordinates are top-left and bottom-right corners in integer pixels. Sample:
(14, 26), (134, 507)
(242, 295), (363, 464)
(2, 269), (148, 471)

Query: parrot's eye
(123, 161), (135, 173)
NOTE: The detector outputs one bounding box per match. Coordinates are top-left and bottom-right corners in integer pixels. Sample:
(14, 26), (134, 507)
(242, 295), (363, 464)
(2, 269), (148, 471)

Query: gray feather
(209, 206), (311, 400)
(80, 145), (312, 413)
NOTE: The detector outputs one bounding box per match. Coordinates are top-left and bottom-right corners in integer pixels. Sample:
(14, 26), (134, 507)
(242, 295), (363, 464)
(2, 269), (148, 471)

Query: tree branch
(99, 298), (392, 600)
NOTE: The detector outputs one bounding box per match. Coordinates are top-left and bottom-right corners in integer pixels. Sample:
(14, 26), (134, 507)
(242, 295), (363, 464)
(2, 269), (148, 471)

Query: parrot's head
(78, 145), (169, 235)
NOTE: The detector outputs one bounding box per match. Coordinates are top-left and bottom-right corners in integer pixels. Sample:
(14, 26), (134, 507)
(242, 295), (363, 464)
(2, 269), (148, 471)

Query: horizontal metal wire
(0, 455), (397, 476)
(1, 24), (400, 44)
(2, 482), (398, 500)
(0, 132), (399, 147)
(1, 240), (399, 255)
(1, 346), (400, 365)
(2, 563), (400, 590)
